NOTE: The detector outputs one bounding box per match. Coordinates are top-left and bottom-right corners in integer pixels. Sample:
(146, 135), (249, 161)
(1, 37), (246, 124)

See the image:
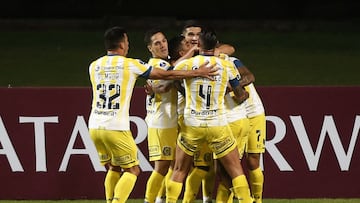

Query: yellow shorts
(89, 129), (139, 169)
(178, 114), (186, 133)
(247, 114), (266, 153)
(177, 124), (237, 159)
(147, 127), (178, 161)
(193, 142), (213, 167)
(229, 117), (250, 159)
(179, 115), (214, 167)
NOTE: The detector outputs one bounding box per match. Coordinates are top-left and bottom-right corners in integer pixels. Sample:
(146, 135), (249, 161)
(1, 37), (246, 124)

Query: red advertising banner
(0, 86), (359, 199)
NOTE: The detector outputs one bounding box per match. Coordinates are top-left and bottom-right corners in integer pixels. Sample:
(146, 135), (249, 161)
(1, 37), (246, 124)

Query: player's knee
(246, 153), (261, 169)
(108, 164), (122, 172)
(124, 165), (140, 176)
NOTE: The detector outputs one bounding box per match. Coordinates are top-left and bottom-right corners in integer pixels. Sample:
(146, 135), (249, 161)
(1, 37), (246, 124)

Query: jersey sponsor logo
(190, 109), (217, 116)
(97, 66), (123, 72)
(94, 109), (117, 116)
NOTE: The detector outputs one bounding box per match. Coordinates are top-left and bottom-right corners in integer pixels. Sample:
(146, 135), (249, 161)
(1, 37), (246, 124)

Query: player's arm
(230, 80), (249, 104)
(173, 45), (199, 66)
(228, 64), (249, 104)
(144, 80), (154, 95)
(238, 66), (255, 87)
(150, 80), (174, 94)
(231, 57), (255, 86)
(149, 61), (217, 80)
(174, 80), (185, 96)
(144, 80), (174, 96)
(215, 43), (235, 56)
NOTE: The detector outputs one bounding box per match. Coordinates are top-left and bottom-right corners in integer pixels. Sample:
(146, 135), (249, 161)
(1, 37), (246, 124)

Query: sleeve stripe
(140, 66), (152, 79)
(229, 78), (240, 88)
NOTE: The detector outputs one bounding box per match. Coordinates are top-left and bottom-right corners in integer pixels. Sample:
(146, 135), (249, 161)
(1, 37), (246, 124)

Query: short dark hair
(182, 20), (203, 33)
(199, 27), (218, 50)
(104, 26), (127, 51)
(144, 27), (163, 46)
(168, 35), (185, 61)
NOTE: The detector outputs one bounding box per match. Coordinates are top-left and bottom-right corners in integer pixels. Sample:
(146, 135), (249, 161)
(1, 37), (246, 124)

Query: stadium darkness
(1, 0), (359, 20)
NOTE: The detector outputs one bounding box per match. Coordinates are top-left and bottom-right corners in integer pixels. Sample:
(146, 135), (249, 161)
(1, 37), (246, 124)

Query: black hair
(182, 19), (203, 33)
(168, 35), (185, 61)
(144, 27), (163, 46)
(199, 27), (218, 51)
(104, 26), (127, 51)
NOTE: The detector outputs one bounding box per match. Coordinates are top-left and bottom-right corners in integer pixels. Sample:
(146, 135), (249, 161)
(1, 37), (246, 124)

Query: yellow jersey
(145, 58), (178, 128)
(227, 56), (265, 118)
(88, 55), (152, 130)
(174, 54), (241, 127)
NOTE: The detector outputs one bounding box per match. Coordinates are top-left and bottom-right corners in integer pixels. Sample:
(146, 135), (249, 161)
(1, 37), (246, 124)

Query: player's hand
(197, 61), (219, 80)
(144, 80), (154, 95)
(233, 90), (249, 104)
(226, 85), (233, 94)
(189, 45), (200, 56)
(240, 77), (252, 87)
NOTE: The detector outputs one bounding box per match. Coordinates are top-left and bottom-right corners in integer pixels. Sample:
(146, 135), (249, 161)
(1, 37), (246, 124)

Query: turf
(1, 24), (360, 87)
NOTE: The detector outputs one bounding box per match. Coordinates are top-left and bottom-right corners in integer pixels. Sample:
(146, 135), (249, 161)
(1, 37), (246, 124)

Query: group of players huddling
(88, 20), (266, 203)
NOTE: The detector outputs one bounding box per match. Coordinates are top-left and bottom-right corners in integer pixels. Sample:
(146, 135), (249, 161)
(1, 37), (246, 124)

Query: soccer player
(181, 20), (235, 56)
(166, 28), (253, 203)
(219, 54), (266, 203)
(87, 26), (218, 203)
(215, 54), (251, 203)
(180, 20), (236, 203)
(143, 34), (199, 203)
(237, 58), (266, 203)
(143, 28), (179, 203)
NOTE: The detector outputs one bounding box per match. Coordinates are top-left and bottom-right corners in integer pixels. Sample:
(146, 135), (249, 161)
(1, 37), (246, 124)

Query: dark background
(1, 0), (360, 20)
(1, 1), (360, 87)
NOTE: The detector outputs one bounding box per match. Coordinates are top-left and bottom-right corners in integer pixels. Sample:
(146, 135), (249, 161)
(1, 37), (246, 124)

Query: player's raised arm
(149, 61), (218, 80)
(230, 57), (255, 86)
(173, 45), (199, 66)
(228, 63), (249, 104)
(238, 66), (255, 86)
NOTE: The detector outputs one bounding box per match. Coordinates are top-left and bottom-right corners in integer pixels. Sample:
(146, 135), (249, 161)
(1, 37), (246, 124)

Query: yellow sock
(104, 170), (121, 202)
(166, 179), (183, 203)
(145, 171), (165, 203)
(112, 172), (137, 203)
(232, 175), (252, 203)
(202, 166), (215, 202)
(227, 191), (234, 203)
(216, 182), (231, 203)
(249, 167), (264, 203)
(156, 179), (166, 202)
(183, 168), (207, 202)
(156, 168), (173, 202)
